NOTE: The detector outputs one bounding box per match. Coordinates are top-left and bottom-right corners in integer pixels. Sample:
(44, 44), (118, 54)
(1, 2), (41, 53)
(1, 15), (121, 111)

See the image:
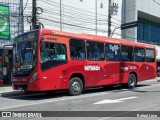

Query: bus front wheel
(68, 77), (83, 96)
(127, 74), (137, 89)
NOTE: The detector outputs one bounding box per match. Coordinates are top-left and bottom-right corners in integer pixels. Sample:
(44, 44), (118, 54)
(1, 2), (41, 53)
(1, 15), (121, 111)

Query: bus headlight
(30, 72), (38, 82)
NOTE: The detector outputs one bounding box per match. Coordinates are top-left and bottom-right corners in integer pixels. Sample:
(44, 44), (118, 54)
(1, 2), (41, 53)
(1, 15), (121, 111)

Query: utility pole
(19, 0), (24, 34)
(95, 0), (97, 35)
(60, 0), (62, 31)
(108, 0), (111, 37)
(32, 0), (37, 30)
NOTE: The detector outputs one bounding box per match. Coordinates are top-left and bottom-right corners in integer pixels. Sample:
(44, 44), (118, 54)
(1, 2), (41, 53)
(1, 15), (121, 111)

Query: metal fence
(0, 0), (23, 47)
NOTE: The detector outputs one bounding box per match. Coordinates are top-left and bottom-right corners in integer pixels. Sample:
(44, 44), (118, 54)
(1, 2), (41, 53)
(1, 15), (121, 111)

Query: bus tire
(68, 77), (83, 96)
(127, 74), (137, 89)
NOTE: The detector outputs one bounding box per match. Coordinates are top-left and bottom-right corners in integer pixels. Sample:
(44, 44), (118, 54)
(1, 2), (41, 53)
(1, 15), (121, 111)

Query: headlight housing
(30, 72), (38, 82)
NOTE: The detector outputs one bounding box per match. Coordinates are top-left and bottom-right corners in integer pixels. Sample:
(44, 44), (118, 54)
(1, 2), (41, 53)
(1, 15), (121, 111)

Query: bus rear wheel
(127, 74), (137, 89)
(68, 77), (83, 96)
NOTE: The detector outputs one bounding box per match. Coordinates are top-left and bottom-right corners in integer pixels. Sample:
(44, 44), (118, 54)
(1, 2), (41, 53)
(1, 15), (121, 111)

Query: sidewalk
(157, 77), (160, 82)
(0, 77), (159, 94)
(0, 84), (14, 94)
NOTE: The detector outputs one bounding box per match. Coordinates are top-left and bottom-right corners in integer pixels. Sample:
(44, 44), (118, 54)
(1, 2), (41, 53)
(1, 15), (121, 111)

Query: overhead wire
(36, 0), (121, 32)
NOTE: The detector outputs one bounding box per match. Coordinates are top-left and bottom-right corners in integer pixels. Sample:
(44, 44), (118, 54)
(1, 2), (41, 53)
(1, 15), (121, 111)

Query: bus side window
(49, 43), (56, 60)
(52, 43), (67, 60)
(134, 47), (145, 62)
(69, 39), (85, 60)
(87, 41), (104, 61)
(41, 42), (50, 62)
(146, 49), (155, 62)
(105, 43), (120, 61)
(121, 45), (133, 62)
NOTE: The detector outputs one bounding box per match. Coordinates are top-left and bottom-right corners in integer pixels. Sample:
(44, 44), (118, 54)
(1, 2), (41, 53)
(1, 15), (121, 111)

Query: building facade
(122, 0), (160, 44)
(122, 0), (160, 69)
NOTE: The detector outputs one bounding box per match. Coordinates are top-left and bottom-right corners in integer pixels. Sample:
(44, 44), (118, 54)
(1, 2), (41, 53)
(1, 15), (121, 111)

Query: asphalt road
(0, 78), (160, 120)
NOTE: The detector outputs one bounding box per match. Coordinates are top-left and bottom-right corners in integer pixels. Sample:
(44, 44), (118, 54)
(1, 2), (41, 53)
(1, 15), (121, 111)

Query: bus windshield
(13, 31), (39, 77)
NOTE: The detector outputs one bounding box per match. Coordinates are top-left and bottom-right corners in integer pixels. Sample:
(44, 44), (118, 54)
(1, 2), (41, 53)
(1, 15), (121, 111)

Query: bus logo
(84, 65), (100, 71)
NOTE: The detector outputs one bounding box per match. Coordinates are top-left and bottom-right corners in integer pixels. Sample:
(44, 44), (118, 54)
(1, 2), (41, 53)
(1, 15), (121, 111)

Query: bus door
(104, 43), (121, 84)
(145, 48), (156, 79)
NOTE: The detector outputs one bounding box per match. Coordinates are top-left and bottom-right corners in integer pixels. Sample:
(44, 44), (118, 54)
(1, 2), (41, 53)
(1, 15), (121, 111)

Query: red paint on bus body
(12, 29), (157, 92)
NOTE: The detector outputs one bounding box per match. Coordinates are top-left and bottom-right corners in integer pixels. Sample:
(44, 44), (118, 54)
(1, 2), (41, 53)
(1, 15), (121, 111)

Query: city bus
(12, 29), (157, 95)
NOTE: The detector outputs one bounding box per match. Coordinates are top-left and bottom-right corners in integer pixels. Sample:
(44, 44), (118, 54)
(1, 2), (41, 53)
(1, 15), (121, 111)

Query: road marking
(0, 92), (109, 110)
(94, 96), (138, 104)
(97, 104), (159, 120)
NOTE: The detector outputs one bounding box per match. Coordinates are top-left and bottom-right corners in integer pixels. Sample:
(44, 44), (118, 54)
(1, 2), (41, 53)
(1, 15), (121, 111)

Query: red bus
(12, 29), (157, 95)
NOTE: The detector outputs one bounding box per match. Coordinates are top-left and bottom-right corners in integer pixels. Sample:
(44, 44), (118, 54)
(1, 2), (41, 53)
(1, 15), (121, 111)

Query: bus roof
(40, 29), (155, 49)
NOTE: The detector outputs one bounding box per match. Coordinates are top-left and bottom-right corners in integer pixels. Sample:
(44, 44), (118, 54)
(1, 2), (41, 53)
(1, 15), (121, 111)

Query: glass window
(121, 45), (133, 61)
(12, 31), (39, 77)
(105, 43), (121, 61)
(134, 47), (145, 62)
(146, 49), (155, 62)
(69, 39), (85, 60)
(155, 24), (159, 43)
(158, 25), (160, 43)
(152, 23), (156, 42)
(41, 42), (67, 63)
(87, 41), (104, 61)
(137, 17), (160, 45)
(144, 20), (148, 41)
(148, 21), (152, 41)
(41, 42), (50, 62)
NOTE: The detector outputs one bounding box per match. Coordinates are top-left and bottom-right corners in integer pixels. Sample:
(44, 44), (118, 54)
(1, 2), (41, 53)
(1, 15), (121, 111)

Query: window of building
(138, 18), (144, 41)
(121, 45), (133, 61)
(86, 41), (104, 61)
(105, 43), (121, 61)
(69, 39), (86, 60)
(134, 47), (145, 62)
(146, 49), (155, 62)
(138, 17), (160, 45)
